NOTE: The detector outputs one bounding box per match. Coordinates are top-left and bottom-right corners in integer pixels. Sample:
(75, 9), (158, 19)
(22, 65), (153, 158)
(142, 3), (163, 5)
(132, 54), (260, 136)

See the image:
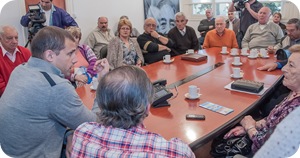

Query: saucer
(260, 55), (270, 59)
(232, 62), (242, 66)
(241, 53), (249, 56)
(230, 53), (239, 56)
(185, 93), (201, 100)
(248, 55), (257, 59)
(230, 73), (244, 79)
(220, 51), (229, 55)
(163, 58), (174, 64)
(90, 85), (97, 90)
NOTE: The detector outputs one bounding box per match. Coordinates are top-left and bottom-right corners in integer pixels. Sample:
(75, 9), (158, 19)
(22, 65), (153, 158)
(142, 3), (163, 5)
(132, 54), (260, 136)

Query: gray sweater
(0, 57), (97, 158)
(242, 22), (284, 49)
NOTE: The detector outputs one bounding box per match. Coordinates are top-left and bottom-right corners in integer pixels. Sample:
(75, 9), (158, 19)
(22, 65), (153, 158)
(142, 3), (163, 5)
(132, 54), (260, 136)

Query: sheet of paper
(199, 102), (234, 115)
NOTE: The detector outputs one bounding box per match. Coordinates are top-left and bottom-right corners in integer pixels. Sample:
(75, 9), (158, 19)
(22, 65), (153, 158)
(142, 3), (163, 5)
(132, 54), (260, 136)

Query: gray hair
(215, 16), (226, 23)
(96, 66), (154, 129)
(175, 12), (186, 19)
(0, 25), (17, 38)
(287, 18), (300, 30)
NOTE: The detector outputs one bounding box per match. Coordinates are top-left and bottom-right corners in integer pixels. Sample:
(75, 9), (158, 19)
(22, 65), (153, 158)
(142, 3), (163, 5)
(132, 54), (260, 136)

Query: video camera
(233, 0), (248, 11)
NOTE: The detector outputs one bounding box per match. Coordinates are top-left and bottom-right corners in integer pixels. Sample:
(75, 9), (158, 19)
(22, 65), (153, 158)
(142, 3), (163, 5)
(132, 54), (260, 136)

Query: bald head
(0, 25), (18, 53)
(258, 7), (271, 24)
(205, 9), (213, 19)
(97, 17), (109, 31)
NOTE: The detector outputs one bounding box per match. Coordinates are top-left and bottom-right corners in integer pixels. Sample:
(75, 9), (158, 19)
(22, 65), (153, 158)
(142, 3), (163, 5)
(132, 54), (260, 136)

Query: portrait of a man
(144, 0), (179, 35)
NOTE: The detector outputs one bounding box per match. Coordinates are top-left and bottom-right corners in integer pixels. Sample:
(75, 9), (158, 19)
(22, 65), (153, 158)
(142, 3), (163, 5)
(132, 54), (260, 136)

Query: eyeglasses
(121, 27), (130, 31)
(146, 23), (156, 28)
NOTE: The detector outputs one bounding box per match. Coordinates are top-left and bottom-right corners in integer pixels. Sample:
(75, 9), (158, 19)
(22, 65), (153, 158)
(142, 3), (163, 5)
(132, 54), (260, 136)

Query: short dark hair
(273, 12), (282, 19)
(287, 18), (300, 30)
(96, 66), (154, 129)
(31, 26), (75, 59)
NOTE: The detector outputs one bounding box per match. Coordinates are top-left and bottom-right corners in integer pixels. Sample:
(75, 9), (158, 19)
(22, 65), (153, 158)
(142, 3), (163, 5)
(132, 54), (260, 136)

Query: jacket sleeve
(58, 7), (78, 27)
(82, 45), (97, 77)
(20, 12), (31, 27)
(242, 26), (251, 49)
(202, 32), (210, 49)
(198, 20), (209, 32)
(107, 38), (118, 69)
(191, 28), (200, 50)
(137, 35), (159, 53)
(0, 74), (6, 96)
(132, 38), (144, 64)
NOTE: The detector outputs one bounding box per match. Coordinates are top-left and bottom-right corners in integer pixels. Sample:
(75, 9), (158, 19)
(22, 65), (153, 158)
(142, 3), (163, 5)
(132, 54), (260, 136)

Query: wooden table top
(76, 47), (283, 150)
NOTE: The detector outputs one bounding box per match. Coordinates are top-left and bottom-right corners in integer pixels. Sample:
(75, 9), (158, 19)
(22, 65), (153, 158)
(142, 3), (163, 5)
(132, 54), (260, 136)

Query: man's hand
(75, 74), (88, 83)
(209, 25), (214, 29)
(136, 59), (142, 67)
(245, 2), (251, 10)
(257, 62), (278, 71)
(93, 58), (109, 80)
(267, 46), (276, 53)
(150, 31), (160, 39)
(223, 126), (246, 139)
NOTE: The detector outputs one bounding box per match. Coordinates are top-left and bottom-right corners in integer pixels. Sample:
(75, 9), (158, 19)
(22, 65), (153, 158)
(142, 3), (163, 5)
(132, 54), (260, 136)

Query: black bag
(210, 135), (252, 158)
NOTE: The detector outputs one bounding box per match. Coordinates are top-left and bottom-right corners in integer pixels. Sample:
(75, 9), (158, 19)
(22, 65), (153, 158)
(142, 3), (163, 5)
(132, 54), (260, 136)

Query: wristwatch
(157, 35), (161, 39)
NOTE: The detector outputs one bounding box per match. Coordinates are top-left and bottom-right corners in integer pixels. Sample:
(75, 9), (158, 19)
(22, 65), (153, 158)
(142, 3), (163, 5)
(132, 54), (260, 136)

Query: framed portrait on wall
(144, 0), (179, 35)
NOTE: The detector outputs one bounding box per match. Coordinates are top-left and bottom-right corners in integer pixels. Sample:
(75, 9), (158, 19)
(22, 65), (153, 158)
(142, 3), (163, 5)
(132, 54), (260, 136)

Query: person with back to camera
(0, 25), (31, 97)
(66, 26), (98, 87)
(71, 65), (195, 158)
(223, 44), (300, 156)
(167, 12), (199, 56)
(21, 0), (78, 29)
(107, 19), (144, 69)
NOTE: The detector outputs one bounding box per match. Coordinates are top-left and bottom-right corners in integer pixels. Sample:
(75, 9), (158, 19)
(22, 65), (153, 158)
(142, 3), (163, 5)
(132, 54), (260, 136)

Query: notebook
(181, 53), (207, 62)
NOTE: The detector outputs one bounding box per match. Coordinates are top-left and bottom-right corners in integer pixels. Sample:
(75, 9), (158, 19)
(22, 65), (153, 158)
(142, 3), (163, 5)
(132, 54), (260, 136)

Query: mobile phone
(186, 114), (205, 120)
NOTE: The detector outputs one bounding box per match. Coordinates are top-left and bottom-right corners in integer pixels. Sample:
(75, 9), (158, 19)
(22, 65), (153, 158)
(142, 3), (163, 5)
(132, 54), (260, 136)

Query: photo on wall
(144, 0), (179, 35)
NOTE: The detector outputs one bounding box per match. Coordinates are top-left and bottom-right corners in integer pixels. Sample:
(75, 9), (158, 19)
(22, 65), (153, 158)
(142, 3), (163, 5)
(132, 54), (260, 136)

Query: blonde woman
(107, 19), (144, 69)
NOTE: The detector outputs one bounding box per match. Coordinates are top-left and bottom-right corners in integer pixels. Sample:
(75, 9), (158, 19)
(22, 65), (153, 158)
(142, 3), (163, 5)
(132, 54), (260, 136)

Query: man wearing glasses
(85, 16), (115, 59)
(137, 17), (174, 64)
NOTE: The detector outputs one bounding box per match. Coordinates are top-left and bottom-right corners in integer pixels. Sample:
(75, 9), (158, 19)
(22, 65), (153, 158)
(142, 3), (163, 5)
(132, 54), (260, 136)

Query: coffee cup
(163, 55), (171, 62)
(186, 49), (194, 54)
(221, 46), (227, 53)
(233, 57), (241, 65)
(260, 48), (267, 57)
(189, 85), (200, 98)
(91, 77), (99, 90)
(231, 48), (238, 55)
(241, 48), (248, 54)
(250, 49), (257, 57)
(232, 68), (241, 78)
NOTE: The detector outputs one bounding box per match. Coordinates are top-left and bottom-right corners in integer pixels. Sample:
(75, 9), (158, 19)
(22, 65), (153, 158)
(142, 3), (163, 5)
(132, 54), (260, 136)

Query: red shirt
(0, 46), (31, 96)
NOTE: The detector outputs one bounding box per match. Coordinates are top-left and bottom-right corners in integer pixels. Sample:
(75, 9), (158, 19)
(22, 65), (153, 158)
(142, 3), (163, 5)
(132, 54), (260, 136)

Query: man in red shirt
(0, 25), (31, 96)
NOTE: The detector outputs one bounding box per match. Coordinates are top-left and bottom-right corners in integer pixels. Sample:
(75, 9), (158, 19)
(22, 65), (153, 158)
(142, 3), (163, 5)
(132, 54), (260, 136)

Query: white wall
(1, 0), (300, 46)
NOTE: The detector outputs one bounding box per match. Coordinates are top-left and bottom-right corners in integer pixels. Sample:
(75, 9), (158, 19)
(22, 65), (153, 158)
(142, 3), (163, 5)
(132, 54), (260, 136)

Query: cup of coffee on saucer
(163, 54), (173, 63)
(260, 48), (268, 58)
(185, 85), (201, 99)
(231, 67), (243, 78)
(221, 46), (228, 54)
(230, 48), (238, 56)
(186, 49), (194, 54)
(232, 57), (242, 66)
(241, 48), (248, 56)
(248, 49), (258, 58)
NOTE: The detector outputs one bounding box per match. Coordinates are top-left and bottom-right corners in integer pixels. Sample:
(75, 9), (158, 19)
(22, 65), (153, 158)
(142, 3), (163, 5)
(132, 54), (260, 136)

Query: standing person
(0, 26), (109, 157)
(168, 12), (199, 55)
(203, 16), (238, 49)
(71, 66), (195, 158)
(66, 26), (98, 87)
(198, 9), (215, 46)
(226, 11), (240, 35)
(137, 17), (174, 64)
(21, 0), (78, 29)
(85, 16), (115, 59)
(107, 19), (144, 69)
(228, 0), (263, 47)
(0, 25), (31, 96)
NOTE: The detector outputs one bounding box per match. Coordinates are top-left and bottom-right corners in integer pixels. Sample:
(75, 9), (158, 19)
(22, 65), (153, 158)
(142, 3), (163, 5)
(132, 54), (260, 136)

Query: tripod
(236, 10), (243, 49)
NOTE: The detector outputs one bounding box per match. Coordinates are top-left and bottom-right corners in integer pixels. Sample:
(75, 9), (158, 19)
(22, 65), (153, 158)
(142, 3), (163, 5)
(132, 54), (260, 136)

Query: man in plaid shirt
(71, 66), (195, 158)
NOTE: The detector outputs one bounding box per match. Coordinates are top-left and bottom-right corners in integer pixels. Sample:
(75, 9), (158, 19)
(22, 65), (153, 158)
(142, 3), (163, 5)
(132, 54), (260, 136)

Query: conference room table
(76, 47), (283, 151)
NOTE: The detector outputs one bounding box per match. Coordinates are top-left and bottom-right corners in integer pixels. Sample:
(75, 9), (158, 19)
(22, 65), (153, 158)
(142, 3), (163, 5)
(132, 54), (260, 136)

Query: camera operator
(229, 0), (263, 46)
(21, 0), (78, 29)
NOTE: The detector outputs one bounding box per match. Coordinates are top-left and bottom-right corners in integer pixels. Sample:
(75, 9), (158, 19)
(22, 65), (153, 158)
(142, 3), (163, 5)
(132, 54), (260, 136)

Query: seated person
(107, 19), (144, 69)
(167, 12), (199, 55)
(253, 107), (300, 158)
(198, 9), (215, 46)
(66, 26), (98, 87)
(272, 12), (286, 35)
(242, 7), (284, 50)
(71, 66), (195, 158)
(266, 18), (300, 55)
(225, 12), (240, 35)
(203, 16), (238, 49)
(137, 18), (174, 64)
(115, 15), (140, 37)
(224, 44), (300, 155)
(85, 17), (115, 59)
(0, 25), (31, 96)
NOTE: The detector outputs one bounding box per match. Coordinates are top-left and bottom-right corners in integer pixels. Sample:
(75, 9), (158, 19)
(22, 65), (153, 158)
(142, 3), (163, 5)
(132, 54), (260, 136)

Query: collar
(177, 27), (186, 33)
(259, 21), (270, 26)
(40, 4), (55, 13)
(1, 45), (20, 57)
(27, 57), (65, 78)
(207, 17), (214, 21)
(215, 29), (226, 36)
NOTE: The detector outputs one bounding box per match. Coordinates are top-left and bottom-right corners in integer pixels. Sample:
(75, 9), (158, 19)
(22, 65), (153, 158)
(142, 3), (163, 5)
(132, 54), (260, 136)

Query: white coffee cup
(189, 85), (200, 98)
(222, 46), (227, 53)
(233, 68), (241, 78)
(163, 55), (171, 61)
(91, 77), (99, 89)
(186, 49), (194, 54)
(250, 49), (257, 57)
(260, 48), (267, 57)
(233, 57), (241, 64)
(241, 48), (248, 54)
(231, 48), (238, 55)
